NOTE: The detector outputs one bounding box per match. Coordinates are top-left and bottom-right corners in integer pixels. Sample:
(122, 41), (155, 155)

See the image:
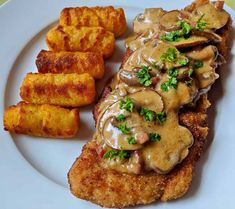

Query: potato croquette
(4, 102), (79, 138)
(60, 6), (126, 37)
(20, 73), (95, 107)
(36, 50), (105, 79)
(46, 25), (115, 58)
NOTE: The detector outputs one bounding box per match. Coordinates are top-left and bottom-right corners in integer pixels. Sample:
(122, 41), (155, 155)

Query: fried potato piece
(60, 6), (126, 37)
(20, 73), (95, 107)
(4, 102), (79, 138)
(36, 50), (105, 79)
(46, 25), (115, 59)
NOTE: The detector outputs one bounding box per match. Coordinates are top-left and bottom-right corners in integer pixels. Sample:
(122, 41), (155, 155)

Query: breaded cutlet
(68, 0), (232, 207)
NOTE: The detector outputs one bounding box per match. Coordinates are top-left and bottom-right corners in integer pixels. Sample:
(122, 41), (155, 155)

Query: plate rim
(0, 1), (235, 209)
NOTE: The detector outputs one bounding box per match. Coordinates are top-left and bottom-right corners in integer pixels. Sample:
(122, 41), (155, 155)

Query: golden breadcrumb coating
(69, 86), (210, 207)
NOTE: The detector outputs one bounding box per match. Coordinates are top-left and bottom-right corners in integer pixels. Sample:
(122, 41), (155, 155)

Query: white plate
(0, 0), (235, 208)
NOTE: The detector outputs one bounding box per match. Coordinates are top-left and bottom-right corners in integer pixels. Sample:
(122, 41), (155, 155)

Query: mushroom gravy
(95, 2), (229, 175)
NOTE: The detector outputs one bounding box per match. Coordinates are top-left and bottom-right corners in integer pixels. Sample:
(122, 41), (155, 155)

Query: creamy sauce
(126, 3), (229, 52)
(192, 3), (230, 29)
(187, 45), (219, 88)
(95, 2), (229, 175)
(133, 8), (165, 33)
(123, 42), (190, 75)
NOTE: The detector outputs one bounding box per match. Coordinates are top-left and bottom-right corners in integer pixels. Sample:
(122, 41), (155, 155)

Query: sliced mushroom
(123, 46), (150, 71)
(192, 30), (222, 43)
(172, 35), (208, 48)
(129, 90), (164, 113)
(99, 90), (164, 150)
(142, 124), (194, 174)
(159, 10), (182, 32)
(125, 42), (185, 70)
(186, 45), (219, 88)
(141, 42), (188, 68)
(125, 28), (158, 51)
(102, 117), (143, 150)
(133, 8), (166, 33)
(125, 33), (138, 48)
(144, 8), (166, 23)
(119, 70), (140, 86)
(193, 3), (229, 30)
(186, 45), (217, 60)
(178, 10), (190, 20)
(119, 68), (160, 87)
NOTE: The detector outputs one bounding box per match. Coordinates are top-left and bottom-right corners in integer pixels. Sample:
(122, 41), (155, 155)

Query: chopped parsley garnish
(160, 48), (178, 62)
(160, 82), (170, 91)
(127, 136), (137, 145)
(194, 60), (204, 69)
(140, 107), (156, 121)
(161, 77), (178, 91)
(196, 14), (207, 31)
(119, 150), (131, 160)
(103, 149), (119, 159)
(116, 114), (126, 122)
(161, 16), (207, 42)
(184, 69), (194, 87)
(137, 66), (152, 87)
(178, 21), (192, 38)
(168, 77), (178, 88)
(160, 21), (193, 42)
(156, 112), (167, 123)
(168, 68), (179, 77)
(103, 149), (130, 160)
(161, 68), (179, 91)
(118, 123), (131, 134)
(160, 30), (182, 42)
(120, 97), (134, 112)
(188, 68), (193, 77)
(139, 108), (166, 124)
(149, 133), (161, 142)
(178, 58), (189, 66)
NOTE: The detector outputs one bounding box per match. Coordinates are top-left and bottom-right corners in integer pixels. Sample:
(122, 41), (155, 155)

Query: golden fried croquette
(20, 73), (95, 107)
(4, 102), (79, 138)
(60, 6), (126, 37)
(36, 50), (105, 79)
(46, 25), (115, 59)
